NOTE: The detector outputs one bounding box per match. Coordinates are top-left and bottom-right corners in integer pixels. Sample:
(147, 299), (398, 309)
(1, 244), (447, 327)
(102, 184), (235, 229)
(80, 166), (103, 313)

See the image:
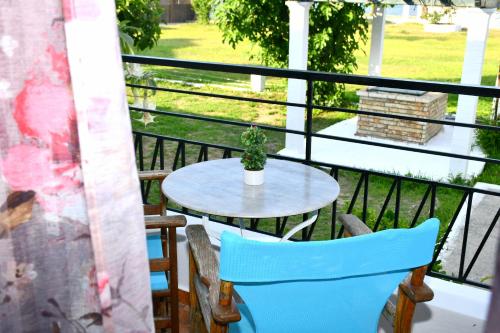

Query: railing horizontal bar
(127, 83), (305, 109)
(129, 106), (305, 135)
(123, 55), (500, 98)
(314, 104), (500, 132)
(133, 131), (500, 197)
(134, 130), (244, 152)
(130, 106), (499, 164)
(128, 83), (498, 131)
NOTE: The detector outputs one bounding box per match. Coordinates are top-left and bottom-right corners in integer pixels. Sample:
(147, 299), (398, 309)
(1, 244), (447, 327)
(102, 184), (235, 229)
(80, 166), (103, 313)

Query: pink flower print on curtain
(0, 0), (153, 332)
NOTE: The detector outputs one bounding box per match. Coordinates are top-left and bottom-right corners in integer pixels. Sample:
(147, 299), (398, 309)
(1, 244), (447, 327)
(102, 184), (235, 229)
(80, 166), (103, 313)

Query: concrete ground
(440, 183), (500, 285)
(379, 303), (484, 332)
(279, 117), (485, 181)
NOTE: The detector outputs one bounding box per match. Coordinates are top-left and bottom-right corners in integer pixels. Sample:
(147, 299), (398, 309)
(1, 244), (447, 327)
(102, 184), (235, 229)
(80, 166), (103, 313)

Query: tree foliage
(116, 0), (164, 51)
(216, 1), (368, 106)
(192, 0), (213, 24)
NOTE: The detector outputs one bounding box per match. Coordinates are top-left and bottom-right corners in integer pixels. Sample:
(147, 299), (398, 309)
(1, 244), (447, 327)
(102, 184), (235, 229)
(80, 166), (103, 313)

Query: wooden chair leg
(394, 266), (433, 333)
(189, 249), (203, 333)
(169, 227), (180, 333)
(394, 290), (416, 333)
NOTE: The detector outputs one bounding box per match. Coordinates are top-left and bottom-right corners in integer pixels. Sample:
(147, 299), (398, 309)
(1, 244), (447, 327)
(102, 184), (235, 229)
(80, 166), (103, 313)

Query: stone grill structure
(356, 89), (448, 144)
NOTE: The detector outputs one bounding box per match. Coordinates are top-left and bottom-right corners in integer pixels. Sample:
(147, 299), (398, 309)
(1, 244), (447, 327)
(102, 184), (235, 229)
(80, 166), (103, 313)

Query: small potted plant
(241, 126), (267, 185)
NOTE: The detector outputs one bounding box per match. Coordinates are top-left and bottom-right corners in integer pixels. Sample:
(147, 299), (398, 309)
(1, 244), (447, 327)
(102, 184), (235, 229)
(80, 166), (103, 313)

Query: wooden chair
(139, 170), (186, 333)
(186, 214), (439, 333)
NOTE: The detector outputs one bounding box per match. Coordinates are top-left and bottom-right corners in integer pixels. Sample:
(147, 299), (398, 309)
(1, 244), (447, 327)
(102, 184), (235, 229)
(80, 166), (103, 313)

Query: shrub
(215, 1), (368, 106)
(116, 0), (163, 51)
(192, 0), (213, 24)
(476, 121), (500, 158)
(240, 126), (267, 171)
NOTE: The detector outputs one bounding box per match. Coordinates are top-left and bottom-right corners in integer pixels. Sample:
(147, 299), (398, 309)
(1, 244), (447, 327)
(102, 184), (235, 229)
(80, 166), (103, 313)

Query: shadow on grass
(139, 38), (198, 59)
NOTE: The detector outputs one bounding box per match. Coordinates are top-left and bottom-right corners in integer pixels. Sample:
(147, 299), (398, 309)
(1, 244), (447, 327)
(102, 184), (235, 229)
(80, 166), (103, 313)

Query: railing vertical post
(394, 177), (401, 228)
(137, 134), (144, 171)
(302, 213), (309, 240)
(459, 190), (473, 280)
(159, 139), (164, 170)
(362, 172), (369, 223)
(330, 167), (338, 240)
(430, 183), (437, 218)
(305, 79), (314, 164)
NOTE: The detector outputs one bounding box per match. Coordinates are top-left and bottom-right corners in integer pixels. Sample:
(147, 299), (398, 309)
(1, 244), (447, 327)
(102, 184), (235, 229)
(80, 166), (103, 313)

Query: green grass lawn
(132, 22), (499, 246)
(139, 22), (500, 118)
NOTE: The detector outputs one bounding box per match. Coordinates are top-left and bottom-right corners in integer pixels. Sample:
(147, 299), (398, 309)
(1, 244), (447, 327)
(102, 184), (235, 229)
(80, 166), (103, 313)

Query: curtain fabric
(0, 1), (153, 332)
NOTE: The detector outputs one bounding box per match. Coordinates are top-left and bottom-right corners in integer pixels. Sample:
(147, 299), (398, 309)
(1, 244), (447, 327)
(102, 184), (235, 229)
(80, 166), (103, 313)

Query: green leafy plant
(422, 8), (455, 25)
(240, 126), (267, 171)
(192, 0), (213, 24)
(116, 0), (163, 51)
(476, 121), (500, 158)
(118, 19), (136, 55)
(215, 1), (368, 106)
(426, 11), (444, 24)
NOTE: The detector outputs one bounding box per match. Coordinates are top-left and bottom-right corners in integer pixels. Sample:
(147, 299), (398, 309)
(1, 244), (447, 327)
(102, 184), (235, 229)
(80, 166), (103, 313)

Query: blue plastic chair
(147, 233), (169, 291)
(186, 215), (439, 333)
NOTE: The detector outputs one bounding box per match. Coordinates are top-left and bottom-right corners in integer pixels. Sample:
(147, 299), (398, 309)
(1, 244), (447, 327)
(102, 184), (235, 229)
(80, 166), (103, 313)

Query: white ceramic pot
(244, 169), (264, 186)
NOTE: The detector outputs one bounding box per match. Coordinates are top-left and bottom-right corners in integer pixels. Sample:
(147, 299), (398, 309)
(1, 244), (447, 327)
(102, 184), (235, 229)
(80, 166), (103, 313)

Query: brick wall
(356, 89), (447, 144)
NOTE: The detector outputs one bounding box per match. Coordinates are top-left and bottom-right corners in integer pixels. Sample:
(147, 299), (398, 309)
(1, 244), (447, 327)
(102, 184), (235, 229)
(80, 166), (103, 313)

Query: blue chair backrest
(219, 218), (440, 333)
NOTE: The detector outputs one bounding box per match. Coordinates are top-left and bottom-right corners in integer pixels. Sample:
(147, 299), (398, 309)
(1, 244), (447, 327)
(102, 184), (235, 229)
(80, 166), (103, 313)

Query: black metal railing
(123, 55), (500, 289)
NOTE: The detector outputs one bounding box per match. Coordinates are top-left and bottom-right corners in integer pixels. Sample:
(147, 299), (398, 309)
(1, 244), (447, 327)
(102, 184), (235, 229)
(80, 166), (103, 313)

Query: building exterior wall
(160, 0), (195, 23)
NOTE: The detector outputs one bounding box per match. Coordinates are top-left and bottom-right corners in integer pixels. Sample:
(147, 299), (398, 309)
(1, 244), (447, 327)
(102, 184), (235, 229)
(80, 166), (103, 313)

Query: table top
(162, 158), (340, 219)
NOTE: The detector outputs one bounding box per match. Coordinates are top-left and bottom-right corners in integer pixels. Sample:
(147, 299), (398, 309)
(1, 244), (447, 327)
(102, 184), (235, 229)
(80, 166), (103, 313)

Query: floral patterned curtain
(0, 1), (153, 332)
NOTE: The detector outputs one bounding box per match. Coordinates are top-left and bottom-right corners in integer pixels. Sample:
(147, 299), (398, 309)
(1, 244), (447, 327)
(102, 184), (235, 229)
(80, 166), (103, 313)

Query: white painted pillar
(250, 74), (266, 92)
(449, 8), (494, 177)
(284, 1), (312, 156)
(401, 5), (411, 21)
(369, 5), (386, 76)
(416, 6), (424, 22)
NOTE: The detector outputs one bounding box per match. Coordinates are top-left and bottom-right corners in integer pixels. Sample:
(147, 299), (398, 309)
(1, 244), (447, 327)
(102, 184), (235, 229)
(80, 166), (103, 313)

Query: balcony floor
(176, 300), (485, 332)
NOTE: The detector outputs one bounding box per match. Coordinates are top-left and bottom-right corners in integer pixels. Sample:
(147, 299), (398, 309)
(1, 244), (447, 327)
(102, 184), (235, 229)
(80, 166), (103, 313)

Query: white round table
(162, 158), (340, 240)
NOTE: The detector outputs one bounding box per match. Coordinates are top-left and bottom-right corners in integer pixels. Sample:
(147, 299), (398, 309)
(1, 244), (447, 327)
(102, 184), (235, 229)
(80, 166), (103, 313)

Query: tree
(116, 0), (164, 51)
(216, 1), (368, 106)
(192, 0), (213, 24)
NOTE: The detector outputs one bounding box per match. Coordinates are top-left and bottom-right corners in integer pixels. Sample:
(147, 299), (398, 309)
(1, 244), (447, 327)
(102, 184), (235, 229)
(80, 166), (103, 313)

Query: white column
(449, 8), (494, 177)
(401, 5), (411, 22)
(369, 5), (386, 76)
(284, 1), (312, 156)
(250, 74), (266, 92)
(416, 6), (424, 22)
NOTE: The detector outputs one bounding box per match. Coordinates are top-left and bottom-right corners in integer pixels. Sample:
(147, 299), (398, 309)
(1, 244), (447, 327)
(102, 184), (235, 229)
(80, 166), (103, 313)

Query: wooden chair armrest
(145, 215), (186, 229)
(399, 268), (434, 303)
(399, 281), (433, 303)
(186, 225), (241, 324)
(138, 169), (170, 181)
(393, 266), (433, 332)
(186, 225), (219, 286)
(209, 282), (241, 324)
(338, 214), (373, 237)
